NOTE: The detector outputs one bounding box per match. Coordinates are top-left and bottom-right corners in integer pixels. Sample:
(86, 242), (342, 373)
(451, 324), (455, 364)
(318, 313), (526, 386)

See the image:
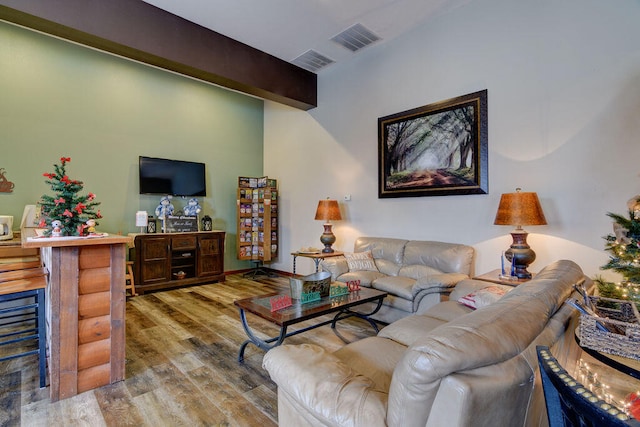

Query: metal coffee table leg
(330, 295), (384, 333)
(238, 308), (288, 363)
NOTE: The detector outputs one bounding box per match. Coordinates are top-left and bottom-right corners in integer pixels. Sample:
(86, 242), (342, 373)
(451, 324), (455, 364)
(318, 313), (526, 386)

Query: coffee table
(234, 288), (387, 362)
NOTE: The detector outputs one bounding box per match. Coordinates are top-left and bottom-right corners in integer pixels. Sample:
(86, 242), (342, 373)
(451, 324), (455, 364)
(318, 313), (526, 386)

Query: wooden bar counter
(22, 230), (131, 401)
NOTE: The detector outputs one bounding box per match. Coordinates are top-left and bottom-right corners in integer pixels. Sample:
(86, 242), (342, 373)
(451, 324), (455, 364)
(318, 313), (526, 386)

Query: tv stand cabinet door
(197, 232), (225, 278)
(137, 235), (171, 287)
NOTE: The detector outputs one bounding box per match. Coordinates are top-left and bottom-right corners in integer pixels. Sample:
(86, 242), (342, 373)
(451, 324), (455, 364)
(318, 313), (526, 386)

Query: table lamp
(314, 198), (342, 253)
(494, 188), (547, 279)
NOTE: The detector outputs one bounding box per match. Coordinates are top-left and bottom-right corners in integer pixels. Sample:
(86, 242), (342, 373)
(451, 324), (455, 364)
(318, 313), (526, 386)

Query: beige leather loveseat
(320, 237), (474, 323)
(263, 260), (590, 427)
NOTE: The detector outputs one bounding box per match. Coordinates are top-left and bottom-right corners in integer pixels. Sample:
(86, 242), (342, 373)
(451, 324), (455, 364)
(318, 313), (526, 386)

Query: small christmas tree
(599, 196), (640, 307)
(39, 157), (102, 236)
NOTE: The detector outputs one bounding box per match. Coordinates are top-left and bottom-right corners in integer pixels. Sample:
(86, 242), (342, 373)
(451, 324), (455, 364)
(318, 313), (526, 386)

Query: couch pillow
(457, 284), (513, 309)
(344, 251), (379, 272)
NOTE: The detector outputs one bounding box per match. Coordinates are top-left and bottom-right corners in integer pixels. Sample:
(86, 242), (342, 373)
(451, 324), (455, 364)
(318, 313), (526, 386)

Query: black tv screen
(139, 156), (206, 197)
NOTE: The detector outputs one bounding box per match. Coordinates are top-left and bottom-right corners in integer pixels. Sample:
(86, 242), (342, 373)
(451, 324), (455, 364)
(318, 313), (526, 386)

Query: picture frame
(378, 90), (488, 198)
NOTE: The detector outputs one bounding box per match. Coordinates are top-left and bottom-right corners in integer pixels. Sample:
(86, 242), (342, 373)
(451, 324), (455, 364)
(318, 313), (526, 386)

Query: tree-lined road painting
(383, 105), (476, 190)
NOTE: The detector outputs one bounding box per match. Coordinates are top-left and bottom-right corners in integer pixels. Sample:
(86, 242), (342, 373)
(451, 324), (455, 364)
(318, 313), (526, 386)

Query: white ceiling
(142, 0), (472, 72)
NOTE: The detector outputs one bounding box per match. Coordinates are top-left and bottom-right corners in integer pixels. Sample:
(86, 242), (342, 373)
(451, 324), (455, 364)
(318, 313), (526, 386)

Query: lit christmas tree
(599, 196), (640, 307)
(39, 157), (102, 236)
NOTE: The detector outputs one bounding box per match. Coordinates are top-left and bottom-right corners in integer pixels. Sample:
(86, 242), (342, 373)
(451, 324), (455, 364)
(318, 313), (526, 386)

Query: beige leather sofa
(263, 260), (590, 427)
(320, 237), (474, 323)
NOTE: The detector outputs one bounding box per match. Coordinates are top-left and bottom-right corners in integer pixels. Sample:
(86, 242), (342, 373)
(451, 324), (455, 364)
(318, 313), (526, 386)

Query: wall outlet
(344, 194), (351, 201)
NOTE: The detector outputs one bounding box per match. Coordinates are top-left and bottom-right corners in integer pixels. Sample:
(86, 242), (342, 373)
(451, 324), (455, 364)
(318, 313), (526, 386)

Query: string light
(576, 358), (635, 417)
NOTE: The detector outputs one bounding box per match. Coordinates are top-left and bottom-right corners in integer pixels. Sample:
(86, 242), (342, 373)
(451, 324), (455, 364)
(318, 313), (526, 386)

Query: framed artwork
(378, 90), (488, 198)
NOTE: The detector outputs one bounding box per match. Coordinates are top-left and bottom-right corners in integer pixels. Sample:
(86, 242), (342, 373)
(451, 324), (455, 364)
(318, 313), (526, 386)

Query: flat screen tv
(139, 156), (206, 197)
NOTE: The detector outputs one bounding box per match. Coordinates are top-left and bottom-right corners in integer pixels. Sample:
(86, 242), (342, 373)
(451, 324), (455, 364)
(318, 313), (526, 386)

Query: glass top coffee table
(234, 287), (387, 362)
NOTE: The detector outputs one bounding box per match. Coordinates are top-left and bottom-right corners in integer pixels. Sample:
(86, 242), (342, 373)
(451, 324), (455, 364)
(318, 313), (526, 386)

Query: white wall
(265, 0), (640, 278)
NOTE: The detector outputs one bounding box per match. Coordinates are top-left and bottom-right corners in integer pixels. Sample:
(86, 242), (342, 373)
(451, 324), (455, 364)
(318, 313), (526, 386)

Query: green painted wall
(0, 22), (264, 272)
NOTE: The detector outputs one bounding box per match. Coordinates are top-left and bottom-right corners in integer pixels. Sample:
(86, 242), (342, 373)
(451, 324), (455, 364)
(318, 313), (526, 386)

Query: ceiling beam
(0, 0), (317, 110)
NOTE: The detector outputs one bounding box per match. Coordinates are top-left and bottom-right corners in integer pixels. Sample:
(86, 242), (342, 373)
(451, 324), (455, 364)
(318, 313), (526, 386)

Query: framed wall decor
(378, 90), (488, 198)
(165, 215), (199, 233)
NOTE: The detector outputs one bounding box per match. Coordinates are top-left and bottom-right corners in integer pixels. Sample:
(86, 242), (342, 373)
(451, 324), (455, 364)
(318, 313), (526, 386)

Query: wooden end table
(291, 250), (344, 275)
(234, 287), (386, 362)
(473, 269), (535, 286)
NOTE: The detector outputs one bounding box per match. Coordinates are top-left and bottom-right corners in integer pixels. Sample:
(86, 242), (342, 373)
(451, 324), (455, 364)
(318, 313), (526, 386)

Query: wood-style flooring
(0, 273), (379, 426)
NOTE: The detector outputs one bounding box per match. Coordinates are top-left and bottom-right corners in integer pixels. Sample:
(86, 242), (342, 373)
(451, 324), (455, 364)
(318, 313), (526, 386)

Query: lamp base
(320, 223), (336, 253)
(505, 230), (536, 279)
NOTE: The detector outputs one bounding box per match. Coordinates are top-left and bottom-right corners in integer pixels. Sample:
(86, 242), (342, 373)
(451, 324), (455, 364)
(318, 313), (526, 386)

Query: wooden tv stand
(133, 231), (225, 294)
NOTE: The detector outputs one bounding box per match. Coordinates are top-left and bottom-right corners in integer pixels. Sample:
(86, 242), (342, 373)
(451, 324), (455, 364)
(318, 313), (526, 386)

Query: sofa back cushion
(355, 237), (407, 276)
(403, 240), (474, 275)
(386, 260), (584, 427)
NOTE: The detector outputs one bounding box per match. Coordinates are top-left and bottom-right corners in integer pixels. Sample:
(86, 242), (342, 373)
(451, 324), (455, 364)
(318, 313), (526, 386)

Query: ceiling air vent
(292, 50), (335, 73)
(331, 23), (381, 52)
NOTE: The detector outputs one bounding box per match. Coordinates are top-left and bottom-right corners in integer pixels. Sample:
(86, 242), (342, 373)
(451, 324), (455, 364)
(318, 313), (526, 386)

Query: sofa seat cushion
(420, 300), (474, 323)
(333, 336), (406, 392)
(337, 270), (386, 287)
(379, 301), (474, 347)
(371, 275), (415, 299)
(398, 264), (443, 280)
(378, 314), (447, 347)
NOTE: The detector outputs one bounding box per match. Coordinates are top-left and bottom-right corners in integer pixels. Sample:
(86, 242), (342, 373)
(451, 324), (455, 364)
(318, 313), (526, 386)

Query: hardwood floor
(0, 274), (379, 426)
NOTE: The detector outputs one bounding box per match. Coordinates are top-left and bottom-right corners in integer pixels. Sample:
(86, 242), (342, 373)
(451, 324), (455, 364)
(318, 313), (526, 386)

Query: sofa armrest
(412, 273), (469, 297)
(263, 343), (388, 427)
(424, 359), (534, 427)
(320, 257), (349, 281)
